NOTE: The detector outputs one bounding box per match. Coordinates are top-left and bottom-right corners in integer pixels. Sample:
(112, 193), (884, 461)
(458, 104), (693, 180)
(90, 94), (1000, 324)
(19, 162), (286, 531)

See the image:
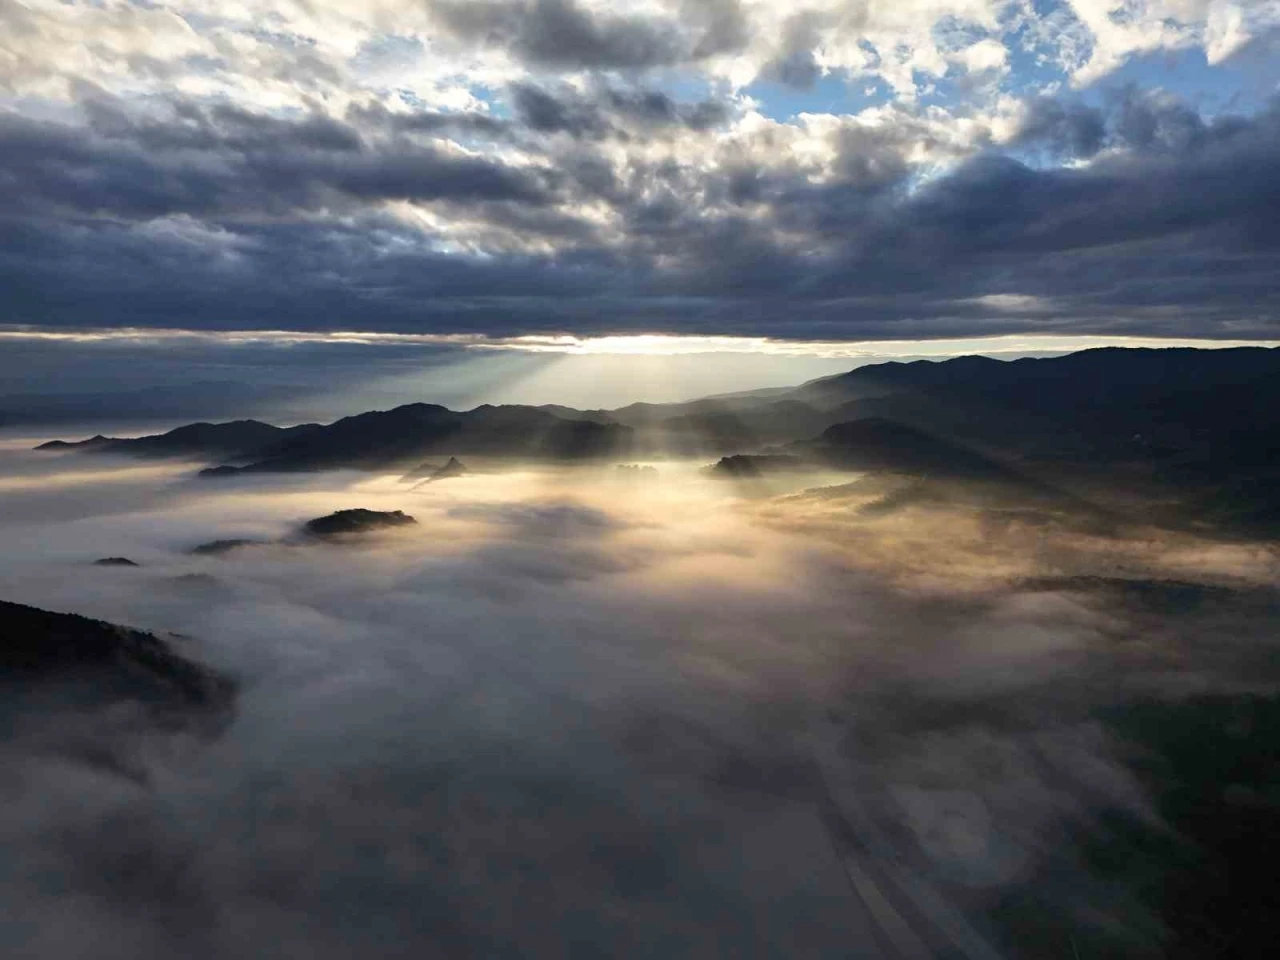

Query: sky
(1, 0), (1279, 408)
(4, 8), (1280, 944)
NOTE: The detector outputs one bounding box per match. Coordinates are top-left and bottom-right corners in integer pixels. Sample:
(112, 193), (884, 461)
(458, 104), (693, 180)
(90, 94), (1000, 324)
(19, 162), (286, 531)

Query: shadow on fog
(0, 445), (1278, 958)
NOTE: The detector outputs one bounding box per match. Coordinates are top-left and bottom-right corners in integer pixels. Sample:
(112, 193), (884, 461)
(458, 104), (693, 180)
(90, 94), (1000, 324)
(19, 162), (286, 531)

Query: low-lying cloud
(1, 444), (1278, 956)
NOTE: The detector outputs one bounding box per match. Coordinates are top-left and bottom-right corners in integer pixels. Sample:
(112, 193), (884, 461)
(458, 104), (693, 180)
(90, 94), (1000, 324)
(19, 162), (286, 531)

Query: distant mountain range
(35, 347), (1280, 535)
(39, 404), (632, 471)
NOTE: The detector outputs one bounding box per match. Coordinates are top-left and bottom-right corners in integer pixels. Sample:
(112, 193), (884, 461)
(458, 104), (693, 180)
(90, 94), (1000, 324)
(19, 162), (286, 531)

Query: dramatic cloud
(427, 0), (723, 70)
(0, 0), (1276, 344)
(510, 81), (731, 138)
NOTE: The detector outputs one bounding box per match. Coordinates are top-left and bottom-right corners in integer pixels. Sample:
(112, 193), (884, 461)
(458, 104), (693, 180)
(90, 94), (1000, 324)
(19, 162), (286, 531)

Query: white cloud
(953, 37), (1011, 74)
(4, 0), (1272, 116)
(1063, 0), (1280, 86)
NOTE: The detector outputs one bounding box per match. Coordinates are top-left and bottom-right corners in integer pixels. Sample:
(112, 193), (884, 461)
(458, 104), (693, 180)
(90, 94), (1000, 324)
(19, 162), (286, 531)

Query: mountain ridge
(32, 347), (1280, 534)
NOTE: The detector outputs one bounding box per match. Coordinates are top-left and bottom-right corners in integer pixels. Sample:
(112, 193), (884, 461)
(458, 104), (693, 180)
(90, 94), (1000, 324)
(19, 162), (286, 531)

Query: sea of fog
(2, 436), (1278, 958)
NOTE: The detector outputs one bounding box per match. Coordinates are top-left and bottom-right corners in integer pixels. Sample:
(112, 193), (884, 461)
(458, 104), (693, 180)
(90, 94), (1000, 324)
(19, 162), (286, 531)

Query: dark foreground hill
(0, 599), (235, 732)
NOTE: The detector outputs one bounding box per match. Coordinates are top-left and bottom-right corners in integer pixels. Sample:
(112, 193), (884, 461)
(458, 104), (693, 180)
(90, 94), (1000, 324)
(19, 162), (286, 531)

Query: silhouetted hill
(189, 538), (267, 556)
(792, 354), (1008, 408)
(535, 404), (616, 423)
(803, 418), (1015, 479)
(34, 347), (1280, 534)
(785, 348), (1280, 453)
(801, 417), (1089, 508)
(37, 435), (112, 451)
(610, 349), (1280, 455)
(186, 513), (417, 552)
(717, 344), (1275, 532)
(219, 403), (459, 472)
(38, 420), (321, 460)
(710, 454), (806, 477)
(302, 509), (417, 537)
(787, 348), (1280, 411)
(199, 404), (632, 474)
(425, 457), (467, 482)
(35, 403), (630, 474)
(608, 398), (834, 456)
(0, 599), (235, 727)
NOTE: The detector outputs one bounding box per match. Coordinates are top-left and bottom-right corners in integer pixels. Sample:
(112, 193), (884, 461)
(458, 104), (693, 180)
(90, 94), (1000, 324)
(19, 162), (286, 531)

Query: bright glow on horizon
(2, 326), (1278, 359)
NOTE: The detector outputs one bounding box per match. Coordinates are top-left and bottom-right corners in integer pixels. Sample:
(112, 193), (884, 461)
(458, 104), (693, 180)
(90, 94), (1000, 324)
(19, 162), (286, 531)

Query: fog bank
(2, 444), (1278, 957)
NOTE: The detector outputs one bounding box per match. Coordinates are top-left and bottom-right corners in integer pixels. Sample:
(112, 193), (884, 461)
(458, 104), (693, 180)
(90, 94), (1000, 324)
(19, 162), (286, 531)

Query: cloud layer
(0, 0), (1277, 342)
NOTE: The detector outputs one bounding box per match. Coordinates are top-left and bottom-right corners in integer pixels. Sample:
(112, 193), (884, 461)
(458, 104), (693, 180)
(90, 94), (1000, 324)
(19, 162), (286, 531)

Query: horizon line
(3, 327), (1280, 360)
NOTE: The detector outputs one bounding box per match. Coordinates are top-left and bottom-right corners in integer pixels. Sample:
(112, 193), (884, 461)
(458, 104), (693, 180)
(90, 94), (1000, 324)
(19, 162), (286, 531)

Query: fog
(2, 439), (1278, 957)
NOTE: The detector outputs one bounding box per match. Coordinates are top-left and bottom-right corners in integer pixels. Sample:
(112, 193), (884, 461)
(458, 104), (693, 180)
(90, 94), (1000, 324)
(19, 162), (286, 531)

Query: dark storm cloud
(934, 92), (1280, 257)
(511, 82), (731, 138)
(0, 214), (630, 333)
(0, 99), (553, 221)
(431, 0), (683, 70)
(645, 93), (1280, 332)
(429, 0), (748, 71)
(1013, 86), (1238, 160)
(0, 88), (1279, 340)
(347, 101), (513, 139)
(1012, 97), (1107, 158)
(349, 82), (731, 147)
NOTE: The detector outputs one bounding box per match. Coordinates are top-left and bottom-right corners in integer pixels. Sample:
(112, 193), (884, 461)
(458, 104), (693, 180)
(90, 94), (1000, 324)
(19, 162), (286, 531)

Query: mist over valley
(4, 349), (1280, 957)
